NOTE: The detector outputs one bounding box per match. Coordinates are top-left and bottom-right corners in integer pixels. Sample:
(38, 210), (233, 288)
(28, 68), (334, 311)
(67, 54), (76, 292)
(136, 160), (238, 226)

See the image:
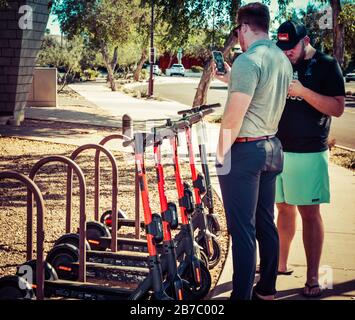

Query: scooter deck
(45, 279), (135, 300)
(87, 249), (149, 267)
(70, 262), (149, 283)
(99, 236), (150, 253)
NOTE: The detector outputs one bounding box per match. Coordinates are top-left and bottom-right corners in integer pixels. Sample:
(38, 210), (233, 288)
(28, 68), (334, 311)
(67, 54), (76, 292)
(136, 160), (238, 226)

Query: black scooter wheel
(54, 233), (91, 251)
(0, 276), (34, 300)
(207, 214), (222, 237)
(46, 243), (79, 280)
(181, 260), (212, 300)
(86, 221), (111, 251)
(16, 259), (58, 298)
(200, 237), (221, 269)
(199, 250), (209, 268)
(100, 209), (127, 229)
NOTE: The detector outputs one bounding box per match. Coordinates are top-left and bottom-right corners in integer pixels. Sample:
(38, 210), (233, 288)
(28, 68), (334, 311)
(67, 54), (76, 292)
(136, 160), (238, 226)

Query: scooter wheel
(16, 259), (58, 297)
(46, 243), (79, 281)
(54, 233), (91, 251)
(181, 260), (212, 300)
(0, 276), (35, 300)
(86, 221), (111, 251)
(100, 210), (112, 227)
(100, 209), (128, 229)
(207, 214), (222, 237)
(199, 250), (209, 268)
(200, 237), (221, 269)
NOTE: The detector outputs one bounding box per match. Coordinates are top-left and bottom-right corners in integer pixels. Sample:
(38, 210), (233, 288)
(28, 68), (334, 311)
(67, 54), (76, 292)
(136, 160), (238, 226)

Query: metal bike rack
(0, 170), (45, 300)
(94, 134), (141, 239)
(28, 156), (87, 283)
(68, 144), (119, 252)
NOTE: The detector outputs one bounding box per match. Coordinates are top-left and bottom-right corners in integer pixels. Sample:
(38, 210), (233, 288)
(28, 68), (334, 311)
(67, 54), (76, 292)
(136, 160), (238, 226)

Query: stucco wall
(0, 0), (50, 125)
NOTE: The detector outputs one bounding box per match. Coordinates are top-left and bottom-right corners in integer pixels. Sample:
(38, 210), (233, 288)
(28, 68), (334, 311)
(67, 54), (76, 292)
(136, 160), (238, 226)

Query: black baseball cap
(276, 20), (307, 50)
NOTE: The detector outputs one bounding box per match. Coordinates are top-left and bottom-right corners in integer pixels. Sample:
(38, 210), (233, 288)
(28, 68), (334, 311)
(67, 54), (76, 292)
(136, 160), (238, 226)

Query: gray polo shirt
(228, 39), (292, 137)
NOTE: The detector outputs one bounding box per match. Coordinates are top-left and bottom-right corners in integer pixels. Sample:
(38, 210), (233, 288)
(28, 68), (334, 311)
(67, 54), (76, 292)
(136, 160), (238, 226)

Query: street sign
(177, 48), (183, 64)
(150, 47), (156, 63)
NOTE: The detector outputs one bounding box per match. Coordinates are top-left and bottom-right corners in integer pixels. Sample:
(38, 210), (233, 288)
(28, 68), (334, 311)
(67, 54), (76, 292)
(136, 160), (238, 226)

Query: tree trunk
(192, 31), (238, 107)
(331, 0), (344, 67)
(57, 66), (72, 93)
(111, 46), (118, 72)
(168, 54), (174, 69)
(134, 48), (147, 81)
(100, 41), (116, 91)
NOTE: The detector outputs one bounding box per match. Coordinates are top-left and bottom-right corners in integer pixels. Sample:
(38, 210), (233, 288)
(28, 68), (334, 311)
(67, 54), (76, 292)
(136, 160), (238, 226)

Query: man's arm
(216, 92), (252, 163)
(288, 80), (344, 117)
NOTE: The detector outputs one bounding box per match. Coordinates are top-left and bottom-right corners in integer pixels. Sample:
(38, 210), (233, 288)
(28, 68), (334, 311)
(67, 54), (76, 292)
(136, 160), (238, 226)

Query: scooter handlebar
(187, 108), (214, 125)
(123, 109), (214, 148)
(177, 103), (221, 115)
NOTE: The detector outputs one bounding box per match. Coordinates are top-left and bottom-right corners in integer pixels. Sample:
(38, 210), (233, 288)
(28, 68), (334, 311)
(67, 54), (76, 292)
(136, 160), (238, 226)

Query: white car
(166, 64), (185, 77)
(345, 71), (355, 83)
(146, 64), (162, 76)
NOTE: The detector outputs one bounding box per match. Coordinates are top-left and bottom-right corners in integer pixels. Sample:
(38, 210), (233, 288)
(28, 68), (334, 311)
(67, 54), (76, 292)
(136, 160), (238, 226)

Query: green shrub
(140, 69), (148, 80)
(84, 68), (99, 80)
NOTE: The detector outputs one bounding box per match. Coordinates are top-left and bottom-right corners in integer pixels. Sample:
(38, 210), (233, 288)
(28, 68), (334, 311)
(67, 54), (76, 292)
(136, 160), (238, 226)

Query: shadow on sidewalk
(208, 278), (355, 300)
(208, 281), (233, 300)
(277, 279), (355, 300)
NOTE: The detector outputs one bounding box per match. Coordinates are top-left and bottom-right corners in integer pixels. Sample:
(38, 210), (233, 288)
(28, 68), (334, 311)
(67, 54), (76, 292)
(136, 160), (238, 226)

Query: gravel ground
(0, 136), (228, 292)
(329, 146), (355, 171)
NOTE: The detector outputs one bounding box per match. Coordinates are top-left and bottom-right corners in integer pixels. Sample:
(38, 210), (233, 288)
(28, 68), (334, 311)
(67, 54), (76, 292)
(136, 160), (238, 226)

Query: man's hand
(288, 80), (306, 97)
(288, 79), (345, 117)
(211, 61), (231, 84)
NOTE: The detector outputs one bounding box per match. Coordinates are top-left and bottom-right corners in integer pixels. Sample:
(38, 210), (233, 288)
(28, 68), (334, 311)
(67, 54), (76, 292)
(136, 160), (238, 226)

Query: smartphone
(212, 51), (226, 75)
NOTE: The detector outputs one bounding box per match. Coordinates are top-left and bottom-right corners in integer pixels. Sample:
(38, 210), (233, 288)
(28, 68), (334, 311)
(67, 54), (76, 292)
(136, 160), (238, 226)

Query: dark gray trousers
(217, 137), (283, 300)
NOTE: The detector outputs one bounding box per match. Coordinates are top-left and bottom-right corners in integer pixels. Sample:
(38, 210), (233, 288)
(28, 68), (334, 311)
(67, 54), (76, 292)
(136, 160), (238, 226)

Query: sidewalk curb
(335, 144), (355, 153)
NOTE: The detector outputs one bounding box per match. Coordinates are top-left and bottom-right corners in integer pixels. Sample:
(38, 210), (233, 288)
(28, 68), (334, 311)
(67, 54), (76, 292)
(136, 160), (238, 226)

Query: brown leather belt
(235, 135), (275, 143)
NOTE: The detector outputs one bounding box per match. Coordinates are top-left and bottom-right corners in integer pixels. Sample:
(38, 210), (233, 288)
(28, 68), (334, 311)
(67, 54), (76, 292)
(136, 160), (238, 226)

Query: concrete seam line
(334, 144), (355, 153)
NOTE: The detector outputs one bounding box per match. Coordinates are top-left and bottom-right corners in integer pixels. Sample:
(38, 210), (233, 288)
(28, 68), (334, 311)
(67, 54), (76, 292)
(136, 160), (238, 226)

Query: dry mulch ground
(329, 146), (355, 171)
(0, 135), (228, 292)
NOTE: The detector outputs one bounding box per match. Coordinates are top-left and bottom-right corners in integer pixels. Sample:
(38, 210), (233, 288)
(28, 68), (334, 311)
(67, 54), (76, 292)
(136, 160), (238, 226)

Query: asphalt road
(149, 78), (355, 149)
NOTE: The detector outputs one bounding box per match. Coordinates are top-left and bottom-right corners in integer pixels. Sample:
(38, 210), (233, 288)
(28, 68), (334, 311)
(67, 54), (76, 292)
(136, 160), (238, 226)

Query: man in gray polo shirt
(214, 2), (292, 300)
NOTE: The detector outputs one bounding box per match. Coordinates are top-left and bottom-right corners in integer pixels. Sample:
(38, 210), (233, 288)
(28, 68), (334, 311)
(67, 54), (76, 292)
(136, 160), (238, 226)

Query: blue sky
(46, 0), (314, 35)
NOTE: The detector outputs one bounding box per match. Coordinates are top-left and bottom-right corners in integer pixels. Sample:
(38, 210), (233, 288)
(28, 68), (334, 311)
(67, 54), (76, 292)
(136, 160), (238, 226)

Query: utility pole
(212, 2), (215, 50)
(148, 0), (155, 98)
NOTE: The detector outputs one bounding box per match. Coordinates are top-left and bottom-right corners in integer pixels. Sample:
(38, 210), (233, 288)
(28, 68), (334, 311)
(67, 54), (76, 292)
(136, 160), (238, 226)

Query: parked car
(345, 71), (355, 82)
(146, 64), (162, 76)
(166, 64), (185, 77)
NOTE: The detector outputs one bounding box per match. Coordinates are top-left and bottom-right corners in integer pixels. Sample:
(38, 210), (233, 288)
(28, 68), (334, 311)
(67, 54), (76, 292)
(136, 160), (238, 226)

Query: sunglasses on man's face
(233, 23), (248, 36)
(233, 25), (241, 36)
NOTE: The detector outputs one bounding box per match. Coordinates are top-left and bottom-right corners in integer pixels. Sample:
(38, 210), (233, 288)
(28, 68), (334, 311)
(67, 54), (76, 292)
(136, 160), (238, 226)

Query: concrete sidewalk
(2, 80), (354, 300)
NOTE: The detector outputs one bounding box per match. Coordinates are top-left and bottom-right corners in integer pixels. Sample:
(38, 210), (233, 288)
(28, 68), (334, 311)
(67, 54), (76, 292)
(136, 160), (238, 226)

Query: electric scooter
(177, 103), (222, 236)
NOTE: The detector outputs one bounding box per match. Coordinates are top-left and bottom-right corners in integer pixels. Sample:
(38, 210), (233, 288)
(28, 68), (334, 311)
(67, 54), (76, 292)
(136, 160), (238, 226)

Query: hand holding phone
(212, 51), (226, 75)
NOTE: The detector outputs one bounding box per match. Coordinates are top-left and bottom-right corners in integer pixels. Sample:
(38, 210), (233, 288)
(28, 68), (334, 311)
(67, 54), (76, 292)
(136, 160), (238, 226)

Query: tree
(150, 0), (242, 106)
(52, 0), (138, 91)
(338, 2), (355, 71)
(131, 2), (152, 81)
(328, 0), (344, 66)
(37, 35), (84, 92)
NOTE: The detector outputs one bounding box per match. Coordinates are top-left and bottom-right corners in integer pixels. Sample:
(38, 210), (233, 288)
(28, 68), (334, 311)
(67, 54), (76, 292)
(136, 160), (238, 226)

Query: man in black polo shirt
(275, 20), (345, 297)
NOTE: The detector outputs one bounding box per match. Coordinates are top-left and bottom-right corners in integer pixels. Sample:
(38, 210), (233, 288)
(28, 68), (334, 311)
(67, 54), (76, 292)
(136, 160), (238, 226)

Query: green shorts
(275, 150), (330, 205)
